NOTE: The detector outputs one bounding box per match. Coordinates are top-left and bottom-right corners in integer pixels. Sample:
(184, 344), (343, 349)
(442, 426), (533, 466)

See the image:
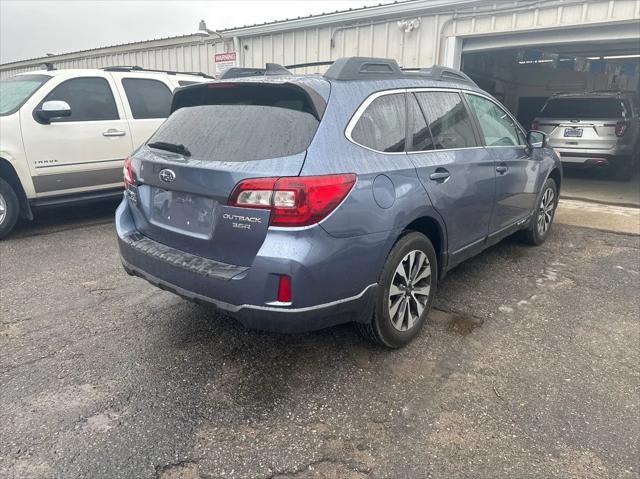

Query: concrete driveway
(1, 202), (638, 479)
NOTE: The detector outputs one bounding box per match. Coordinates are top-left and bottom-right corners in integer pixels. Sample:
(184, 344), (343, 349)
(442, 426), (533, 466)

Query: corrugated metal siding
(1, 0), (638, 79)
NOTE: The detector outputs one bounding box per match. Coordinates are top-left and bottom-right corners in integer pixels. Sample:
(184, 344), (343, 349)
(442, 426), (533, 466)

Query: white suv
(0, 67), (211, 238)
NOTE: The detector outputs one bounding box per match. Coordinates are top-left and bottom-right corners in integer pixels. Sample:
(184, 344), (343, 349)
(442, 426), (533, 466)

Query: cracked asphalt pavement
(1, 202), (639, 478)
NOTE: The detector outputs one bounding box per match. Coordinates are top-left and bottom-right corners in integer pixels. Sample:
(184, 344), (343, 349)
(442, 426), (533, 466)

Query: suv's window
(122, 78), (172, 119)
(466, 94), (522, 147)
(41, 77), (118, 122)
(414, 92), (477, 149)
(351, 93), (406, 153)
(540, 97), (625, 119)
(0, 74), (51, 116)
(407, 93), (434, 152)
(149, 83), (321, 162)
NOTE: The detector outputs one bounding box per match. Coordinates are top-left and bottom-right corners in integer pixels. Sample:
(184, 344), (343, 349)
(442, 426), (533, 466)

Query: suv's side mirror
(35, 100), (71, 124)
(527, 130), (547, 149)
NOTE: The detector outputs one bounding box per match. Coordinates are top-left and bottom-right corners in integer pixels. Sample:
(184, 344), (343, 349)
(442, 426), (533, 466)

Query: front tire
(519, 178), (557, 246)
(0, 178), (19, 240)
(359, 232), (437, 348)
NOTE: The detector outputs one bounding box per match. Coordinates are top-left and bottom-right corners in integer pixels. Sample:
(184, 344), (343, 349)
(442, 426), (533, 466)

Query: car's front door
(21, 74), (133, 196)
(407, 90), (495, 264)
(465, 92), (538, 234)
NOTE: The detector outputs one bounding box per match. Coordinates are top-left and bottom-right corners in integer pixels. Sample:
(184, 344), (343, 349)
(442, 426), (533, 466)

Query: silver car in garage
(532, 90), (640, 179)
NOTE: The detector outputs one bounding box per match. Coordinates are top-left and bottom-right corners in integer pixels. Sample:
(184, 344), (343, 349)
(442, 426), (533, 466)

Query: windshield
(0, 74), (51, 116)
(540, 97), (626, 119)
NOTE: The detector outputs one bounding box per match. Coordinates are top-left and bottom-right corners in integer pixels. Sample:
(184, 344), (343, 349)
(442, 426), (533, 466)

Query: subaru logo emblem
(159, 169), (176, 183)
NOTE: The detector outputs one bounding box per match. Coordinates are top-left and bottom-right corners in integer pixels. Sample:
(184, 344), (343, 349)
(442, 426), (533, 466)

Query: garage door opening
(461, 42), (639, 205)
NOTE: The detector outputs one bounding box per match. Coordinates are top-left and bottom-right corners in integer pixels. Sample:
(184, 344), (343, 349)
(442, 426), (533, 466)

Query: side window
(41, 77), (118, 122)
(121, 78), (172, 119)
(414, 92), (477, 149)
(465, 94), (522, 147)
(350, 93), (406, 153)
(407, 93), (434, 152)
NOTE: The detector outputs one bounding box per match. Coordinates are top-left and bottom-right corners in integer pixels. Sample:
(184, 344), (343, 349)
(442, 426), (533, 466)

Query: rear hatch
(126, 80), (328, 266)
(534, 96), (628, 151)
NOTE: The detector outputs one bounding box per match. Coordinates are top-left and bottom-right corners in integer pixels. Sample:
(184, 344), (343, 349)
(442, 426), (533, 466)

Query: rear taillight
(615, 120), (628, 137)
(531, 120), (540, 130)
(228, 174), (356, 227)
(123, 157), (135, 187)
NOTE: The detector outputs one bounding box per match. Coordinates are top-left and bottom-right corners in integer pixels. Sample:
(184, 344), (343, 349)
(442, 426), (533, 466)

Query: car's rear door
(110, 72), (174, 149)
(465, 92), (537, 234)
(407, 89), (495, 264)
(21, 73), (133, 196)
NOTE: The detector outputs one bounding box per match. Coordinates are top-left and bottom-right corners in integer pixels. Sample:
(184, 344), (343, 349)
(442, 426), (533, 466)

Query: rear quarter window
(350, 93), (406, 153)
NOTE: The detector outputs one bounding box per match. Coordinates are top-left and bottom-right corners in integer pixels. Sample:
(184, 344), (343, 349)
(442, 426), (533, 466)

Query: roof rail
(320, 57), (476, 84)
(416, 66), (474, 84)
(219, 62), (292, 79)
(101, 66), (214, 79)
(324, 57), (403, 80)
(285, 61), (334, 70)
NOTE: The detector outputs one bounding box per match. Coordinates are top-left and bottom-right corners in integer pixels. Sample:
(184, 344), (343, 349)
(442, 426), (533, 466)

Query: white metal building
(2, 0), (639, 120)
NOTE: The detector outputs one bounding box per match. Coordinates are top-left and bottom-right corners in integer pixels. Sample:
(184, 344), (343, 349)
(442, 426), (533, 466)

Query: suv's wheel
(359, 232), (437, 348)
(519, 178), (557, 246)
(0, 178), (19, 240)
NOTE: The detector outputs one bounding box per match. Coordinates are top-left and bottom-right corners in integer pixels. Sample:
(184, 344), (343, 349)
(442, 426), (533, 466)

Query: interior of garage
(461, 37), (640, 203)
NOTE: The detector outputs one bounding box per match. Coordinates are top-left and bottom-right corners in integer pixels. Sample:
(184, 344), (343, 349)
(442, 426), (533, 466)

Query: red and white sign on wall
(214, 52), (237, 76)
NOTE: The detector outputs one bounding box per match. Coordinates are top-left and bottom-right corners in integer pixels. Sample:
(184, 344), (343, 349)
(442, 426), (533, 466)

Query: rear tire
(519, 178), (557, 246)
(358, 232), (437, 348)
(0, 177), (19, 240)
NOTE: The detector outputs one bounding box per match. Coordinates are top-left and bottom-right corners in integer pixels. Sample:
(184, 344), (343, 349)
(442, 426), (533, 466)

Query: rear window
(149, 83), (322, 162)
(540, 98), (626, 119)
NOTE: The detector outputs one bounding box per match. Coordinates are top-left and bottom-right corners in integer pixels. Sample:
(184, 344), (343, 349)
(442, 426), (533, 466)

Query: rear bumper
(116, 199), (384, 333)
(120, 257), (376, 332)
(554, 150), (632, 167)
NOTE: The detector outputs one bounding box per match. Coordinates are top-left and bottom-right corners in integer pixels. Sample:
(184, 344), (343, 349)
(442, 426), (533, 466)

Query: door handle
(103, 129), (126, 137)
(496, 165), (509, 174)
(429, 169), (450, 182)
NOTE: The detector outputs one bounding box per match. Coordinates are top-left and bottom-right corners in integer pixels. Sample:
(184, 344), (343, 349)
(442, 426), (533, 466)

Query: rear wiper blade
(147, 141), (191, 157)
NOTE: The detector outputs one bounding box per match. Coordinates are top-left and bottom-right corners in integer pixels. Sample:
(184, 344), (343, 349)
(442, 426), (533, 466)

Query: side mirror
(527, 130), (547, 149)
(35, 100), (71, 124)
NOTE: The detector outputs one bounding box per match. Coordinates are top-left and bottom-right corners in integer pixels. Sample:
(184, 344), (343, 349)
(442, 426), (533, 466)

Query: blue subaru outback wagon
(117, 57), (561, 348)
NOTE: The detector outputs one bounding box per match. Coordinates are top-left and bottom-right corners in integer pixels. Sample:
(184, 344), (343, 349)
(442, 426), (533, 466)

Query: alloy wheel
(537, 187), (555, 236)
(0, 191), (6, 225)
(388, 250), (431, 331)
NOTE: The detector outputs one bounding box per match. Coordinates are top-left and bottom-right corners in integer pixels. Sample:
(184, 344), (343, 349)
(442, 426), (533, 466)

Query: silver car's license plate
(564, 128), (583, 137)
